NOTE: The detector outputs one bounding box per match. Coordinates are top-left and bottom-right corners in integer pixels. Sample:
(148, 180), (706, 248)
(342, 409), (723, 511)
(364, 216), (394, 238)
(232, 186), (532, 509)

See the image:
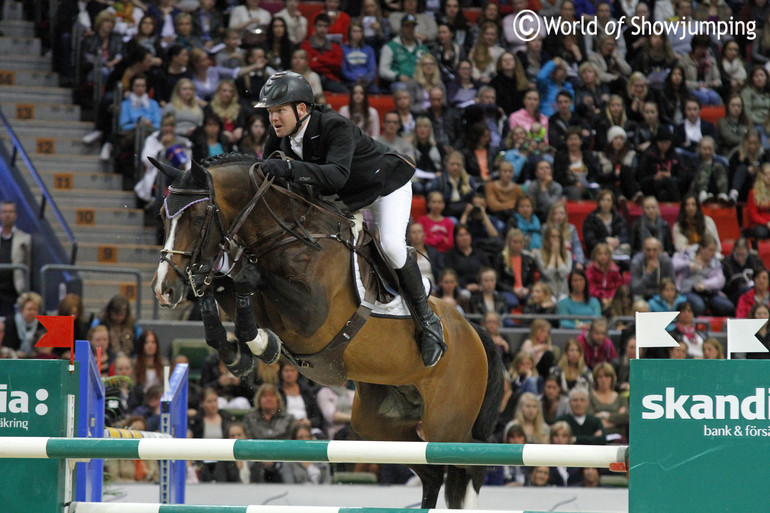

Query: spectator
(673, 97), (718, 158)
(420, 86), (458, 155)
(199, 354), (255, 409)
(407, 221), (442, 287)
(670, 301), (706, 357)
(393, 89), (417, 141)
(163, 78), (204, 138)
(517, 36), (547, 87)
(718, 40), (746, 100)
(535, 223), (573, 302)
(158, 45), (192, 105)
(745, 163), (770, 240)
(341, 23), (379, 93)
(588, 35), (631, 94)
(510, 352), (541, 397)
(541, 375), (571, 425)
(509, 89), (549, 135)
(722, 237), (765, 305)
(192, 0), (225, 50)
(553, 127), (600, 200)
(673, 234), (735, 316)
(656, 63), (690, 126)
(244, 383), (296, 440)
(718, 93), (751, 159)
(581, 189), (630, 258)
(746, 303), (770, 358)
(316, 382), (355, 439)
(702, 338), (725, 359)
(93, 295), (141, 357)
(58, 293), (91, 343)
(690, 136), (730, 204)
(527, 466), (553, 486)
(558, 269), (601, 329)
(469, 21), (504, 84)
(119, 74), (162, 132)
(526, 160), (564, 224)
(280, 425), (333, 483)
(485, 161), (525, 224)
(523, 282), (558, 325)
(469, 267), (509, 317)
(489, 52), (528, 117)
(575, 61), (609, 116)
(82, 10), (124, 86)
(2, 291), (44, 355)
(191, 111), (233, 162)
(126, 15), (164, 70)
(337, 84), (380, 138)
(595, 126), (642, 206)
(188, 48), (244, 102)
(550, 338), (594, 395)
(275, 0), (307, 45)
(595, 94), (630, 151)
(622, 2), (651, 64)
(576, 317), (618, 369)
(624, 72), (659, 125)
(0, 201), (31, 319)
(737, 268), (770, 319)
(446, 59), (478, 108)
(461, 122), (494, 180)
(648, 277), (687, 322)
(547, 421), (582, 485)
(503, 0), (547, 54)
(498, 422), (528, 483)
(544, 202), (584, 267)
(134, 330), (168, 393)
(428, 150), (477, 219)
(518, 318), (556, 375)
(376, 110), (415, 157)
(631, 196), (673, 256)
(359, 4), (393, 57)
(512, 391), (550, 444)
(301, 14), (347, 93)
(309, 0), (351, 44)
(588, 362), (628, 441)
(205, 79), (247, 145)
(637, 126), (683, 202)
(672, 192), (722, 255)
(442, 223), (492, 292)
(630, 236), (675, 300)
(290, 49), (323, 99)
(407, 53), (444, 112)
(416, 190), (455, 253)
(228, 0), (271, 38)
(508, 195), (542, 251)
(432, 268), (471, 313)
(103, 416), (159, 482)
(483, 312), (513, 365)
(261, 17), (293, 73)
(751, 10), (770, 65)
(557, 387), (606, 444)
(204, 422), (252, 483)
(389, 0), (439, 44)
(146, 0), (181, 47)
(278, 361), (323, 434)
(378, 14), (429, 93)
(586, 243), (623, 311)
(435, 0), (469, 50)
(729, 129), (763, 205)
(605, 284), (634, 327)
(189, 387), (237, 440)
(411, 115), (444, 192)
(537, 58), (575, 118)
(631, 100), (665, 153)
(632, 33), (677, 83)
(136, 112), (192, 206)
(548, 90), (586, 153)
(238, 113), (268, 159)
(173, 12), (204, 51)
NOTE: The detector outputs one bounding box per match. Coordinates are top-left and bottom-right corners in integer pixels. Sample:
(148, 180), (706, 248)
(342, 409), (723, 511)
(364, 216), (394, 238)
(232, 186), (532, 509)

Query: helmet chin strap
(288, 103), (312, 138)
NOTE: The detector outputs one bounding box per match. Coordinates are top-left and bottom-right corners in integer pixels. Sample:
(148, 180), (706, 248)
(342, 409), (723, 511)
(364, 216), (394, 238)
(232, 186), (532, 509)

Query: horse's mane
(202, 152), (260, 168)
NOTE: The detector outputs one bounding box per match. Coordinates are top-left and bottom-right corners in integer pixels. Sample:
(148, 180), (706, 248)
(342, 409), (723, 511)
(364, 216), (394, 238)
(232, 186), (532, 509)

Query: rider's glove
(262, 159), (293, 180)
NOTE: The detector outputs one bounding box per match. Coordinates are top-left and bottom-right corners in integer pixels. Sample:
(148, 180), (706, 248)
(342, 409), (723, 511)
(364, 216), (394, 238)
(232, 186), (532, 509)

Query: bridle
(160, 155), (355, 298)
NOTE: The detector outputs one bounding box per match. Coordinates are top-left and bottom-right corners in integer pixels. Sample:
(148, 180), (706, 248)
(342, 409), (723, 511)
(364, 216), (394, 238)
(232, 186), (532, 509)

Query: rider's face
(268, 103), (304, 138)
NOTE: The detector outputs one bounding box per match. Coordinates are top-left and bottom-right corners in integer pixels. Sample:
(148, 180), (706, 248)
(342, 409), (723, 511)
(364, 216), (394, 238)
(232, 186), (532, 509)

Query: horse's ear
(148, 157), (182, 182)
(191, 160), (210, 187)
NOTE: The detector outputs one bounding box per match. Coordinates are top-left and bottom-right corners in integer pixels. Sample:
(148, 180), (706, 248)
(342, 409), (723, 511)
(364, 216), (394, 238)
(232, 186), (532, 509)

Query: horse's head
(151, 158), (227, 307)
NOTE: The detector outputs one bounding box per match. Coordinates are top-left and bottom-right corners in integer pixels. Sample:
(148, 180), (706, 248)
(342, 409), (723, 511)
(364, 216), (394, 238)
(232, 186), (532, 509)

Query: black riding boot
(395, 252), (446, 367)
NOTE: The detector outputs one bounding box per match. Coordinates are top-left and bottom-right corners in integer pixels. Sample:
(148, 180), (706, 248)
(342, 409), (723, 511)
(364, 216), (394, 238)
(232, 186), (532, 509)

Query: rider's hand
(262, 159), (293, 180)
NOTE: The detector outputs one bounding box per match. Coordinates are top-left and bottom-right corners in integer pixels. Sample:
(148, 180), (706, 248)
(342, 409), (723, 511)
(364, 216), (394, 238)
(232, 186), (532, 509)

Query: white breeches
(367, 181), (412, 269)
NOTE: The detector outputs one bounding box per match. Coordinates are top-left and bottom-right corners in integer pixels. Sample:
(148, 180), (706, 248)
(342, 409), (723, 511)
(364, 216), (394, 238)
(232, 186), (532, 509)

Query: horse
(150, 153), (504, 509)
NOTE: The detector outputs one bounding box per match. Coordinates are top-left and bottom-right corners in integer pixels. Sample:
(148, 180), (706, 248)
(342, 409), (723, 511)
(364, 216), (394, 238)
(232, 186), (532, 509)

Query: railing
(0, 263), (30, 294)
(0, 109), (78, 264)
(40, 264), (142, 319)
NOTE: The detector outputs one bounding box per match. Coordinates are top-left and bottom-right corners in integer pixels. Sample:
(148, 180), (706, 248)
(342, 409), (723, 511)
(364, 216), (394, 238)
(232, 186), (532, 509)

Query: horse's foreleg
(200, 291), (257, 377)
(232, 263), (281, 364)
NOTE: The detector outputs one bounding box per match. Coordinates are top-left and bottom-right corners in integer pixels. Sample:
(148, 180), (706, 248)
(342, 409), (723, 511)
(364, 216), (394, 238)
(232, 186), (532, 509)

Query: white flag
(635, 311), (679, 358)
(727, 318), (769, 358)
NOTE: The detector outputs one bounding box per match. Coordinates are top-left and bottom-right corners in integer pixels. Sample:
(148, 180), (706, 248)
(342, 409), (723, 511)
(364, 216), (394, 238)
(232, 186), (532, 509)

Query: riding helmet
(255, 71), (314, 109)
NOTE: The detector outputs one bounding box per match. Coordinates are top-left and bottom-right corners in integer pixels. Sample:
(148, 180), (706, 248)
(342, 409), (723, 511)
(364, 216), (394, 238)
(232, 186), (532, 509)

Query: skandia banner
(0, 360), (78, 513)
(631, 359), (770, 512)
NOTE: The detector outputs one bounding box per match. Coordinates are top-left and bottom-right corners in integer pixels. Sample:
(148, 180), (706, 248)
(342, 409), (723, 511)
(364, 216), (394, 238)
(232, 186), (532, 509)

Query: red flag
(35, 315), (75, 349)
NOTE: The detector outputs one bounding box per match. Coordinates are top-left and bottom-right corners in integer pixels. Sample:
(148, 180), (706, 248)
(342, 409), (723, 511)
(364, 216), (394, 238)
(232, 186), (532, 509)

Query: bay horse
(150, 154), (504, 509)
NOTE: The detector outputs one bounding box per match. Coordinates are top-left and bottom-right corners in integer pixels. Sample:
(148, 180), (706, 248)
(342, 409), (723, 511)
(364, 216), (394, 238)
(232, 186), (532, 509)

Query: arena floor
(106, 482), (628, 511)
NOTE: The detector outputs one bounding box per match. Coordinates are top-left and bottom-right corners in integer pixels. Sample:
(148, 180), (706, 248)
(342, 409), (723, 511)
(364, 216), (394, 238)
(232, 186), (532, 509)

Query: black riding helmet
(255, 71), (315, 137)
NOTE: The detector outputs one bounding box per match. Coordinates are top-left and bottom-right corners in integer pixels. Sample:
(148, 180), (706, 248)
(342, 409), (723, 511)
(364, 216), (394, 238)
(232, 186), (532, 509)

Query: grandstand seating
(565, 200), (596, 245)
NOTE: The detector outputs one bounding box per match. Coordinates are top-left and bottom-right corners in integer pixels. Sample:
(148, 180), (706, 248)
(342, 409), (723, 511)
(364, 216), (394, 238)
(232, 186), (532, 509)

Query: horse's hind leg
(445, 465), (486, 509)
(410, 464), (446, 509)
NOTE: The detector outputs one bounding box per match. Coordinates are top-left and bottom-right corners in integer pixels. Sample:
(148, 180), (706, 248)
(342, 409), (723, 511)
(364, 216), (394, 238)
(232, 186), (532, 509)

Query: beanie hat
(607, 125), (627, 143)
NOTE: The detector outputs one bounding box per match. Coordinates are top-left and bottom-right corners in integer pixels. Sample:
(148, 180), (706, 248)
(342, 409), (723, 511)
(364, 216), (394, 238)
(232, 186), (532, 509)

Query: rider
(256, 71), (446, 367)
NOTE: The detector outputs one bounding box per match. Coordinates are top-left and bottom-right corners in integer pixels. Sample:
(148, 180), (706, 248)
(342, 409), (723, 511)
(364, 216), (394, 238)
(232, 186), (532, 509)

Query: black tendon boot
(199, 291), (255, 377)
(395, 252), (447, 367)
(234, 291), (280, 364)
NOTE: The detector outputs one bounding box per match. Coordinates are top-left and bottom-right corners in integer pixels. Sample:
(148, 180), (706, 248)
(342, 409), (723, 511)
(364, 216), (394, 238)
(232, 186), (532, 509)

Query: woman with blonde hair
(702, 338), (725, 359)
(512, 391), (550, 444)
(205, 79), (247, 145)
(412, 115), (444, 194)
(550, 338), (593, 395)
(522, 281), (557, 325)
(534, 222), (573, 301)
(163, 78), (203, 137)
(3, 291), (44, 355)
(518, 318), (556, 373)
(428, 150), (478, 219)
(544, 202), (584, 268)
(469, 21), (505, 84)
(745, 162), (770, 239)
(243, 383), (296, 440)
(408, 53), (446, 111)
(494, 227), (537, 309)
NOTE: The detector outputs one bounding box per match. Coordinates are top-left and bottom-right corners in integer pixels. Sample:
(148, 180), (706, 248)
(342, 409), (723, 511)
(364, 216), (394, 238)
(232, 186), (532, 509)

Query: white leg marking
(463, 479), (479, 509)
(155, 217), (178, 302)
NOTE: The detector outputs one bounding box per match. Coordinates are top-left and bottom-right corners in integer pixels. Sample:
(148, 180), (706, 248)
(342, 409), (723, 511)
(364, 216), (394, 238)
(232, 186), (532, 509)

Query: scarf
(675, 322), (695, 342)
(129, 92), (150, 110)
(640, 215), (667, 246)
(14, 311), (38, 354)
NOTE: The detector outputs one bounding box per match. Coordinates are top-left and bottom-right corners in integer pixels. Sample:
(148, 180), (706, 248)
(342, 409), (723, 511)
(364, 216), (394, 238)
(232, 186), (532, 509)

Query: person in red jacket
(746, 163), (770, 240)
(300, 13), (348, 93)
(585, 242), (623, 311)
(577, 317), (618, 370)
(736, 268), (770, 318)
(308, 0), (351, 44)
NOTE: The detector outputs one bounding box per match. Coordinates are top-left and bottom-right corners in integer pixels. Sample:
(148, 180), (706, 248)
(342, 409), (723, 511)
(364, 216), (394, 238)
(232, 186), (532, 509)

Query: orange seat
(701, 106), (726, 127)
(697, 316), (726, 333)
(411, 194), (427, 220)
(465, 8), (481, 24)
(298, 1), (323, 19)
(325, 93), (394, 123)
(721, 239), (735, 257)
(702, 205), (741, 241)
(758, 240), (770, 268)
(565, 200), (596, 245)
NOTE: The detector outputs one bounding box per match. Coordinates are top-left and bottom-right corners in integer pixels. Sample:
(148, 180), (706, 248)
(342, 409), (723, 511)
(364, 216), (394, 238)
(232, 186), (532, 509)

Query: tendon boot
(199, 291), (255, 377)
(233, 263), (281, 364)
(395, 252), (446, 367)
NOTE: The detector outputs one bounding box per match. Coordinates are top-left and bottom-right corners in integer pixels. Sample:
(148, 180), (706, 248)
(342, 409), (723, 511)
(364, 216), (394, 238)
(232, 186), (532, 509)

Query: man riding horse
(246, 70), (446, 367)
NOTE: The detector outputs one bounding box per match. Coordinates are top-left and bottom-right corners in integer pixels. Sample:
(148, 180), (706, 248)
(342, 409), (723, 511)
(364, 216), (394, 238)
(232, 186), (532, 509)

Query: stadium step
(0, 68), (58, 86)
(67, 241), (161, 265)
(25, 171), (122, 192)
(0, 53), (52, 71)
(1, 133), (94, 155)
(0, 20), (35, 38)
(0, 84), (73, 104)
(7, 118), (93, 137)
(17, 153), (105, 173)
(0, 100), (80, 121)
(29, 187), (136, 207)
(0, 36), (40, 55)
(55, 225), (158, 245)
(56, 205), (145, 229)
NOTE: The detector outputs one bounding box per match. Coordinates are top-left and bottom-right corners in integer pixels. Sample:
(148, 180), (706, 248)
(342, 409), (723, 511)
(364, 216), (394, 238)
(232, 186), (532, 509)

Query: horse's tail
(470, 322), (505, 442)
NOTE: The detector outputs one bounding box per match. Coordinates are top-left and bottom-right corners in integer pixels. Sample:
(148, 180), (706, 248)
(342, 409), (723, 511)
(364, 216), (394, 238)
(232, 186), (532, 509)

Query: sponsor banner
(631, 360), (770, 512)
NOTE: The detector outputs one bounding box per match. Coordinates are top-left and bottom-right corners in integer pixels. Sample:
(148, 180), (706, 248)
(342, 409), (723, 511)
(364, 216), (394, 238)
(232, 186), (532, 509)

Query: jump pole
(69, 505), (605, 513)
(0, 438), (628, 469)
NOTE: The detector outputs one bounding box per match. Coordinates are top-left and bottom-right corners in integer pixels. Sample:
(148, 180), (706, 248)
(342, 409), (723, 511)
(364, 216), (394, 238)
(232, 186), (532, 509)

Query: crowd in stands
(7, 0), (770, 489)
